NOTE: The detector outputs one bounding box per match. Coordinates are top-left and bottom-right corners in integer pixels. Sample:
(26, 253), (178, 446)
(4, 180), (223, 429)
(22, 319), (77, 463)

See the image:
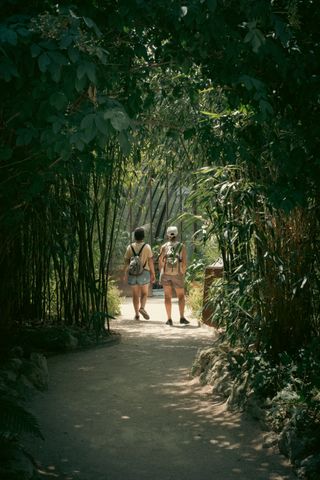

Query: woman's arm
(123, 261), (129, 282)
(123, 246), (130, 282)
(180, 244), (187, 274)
(158, 246), (164, 271)
(148, 257), (155, 284)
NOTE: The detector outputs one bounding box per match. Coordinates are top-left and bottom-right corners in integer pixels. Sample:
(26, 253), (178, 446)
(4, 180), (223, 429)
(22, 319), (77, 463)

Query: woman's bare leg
(140, 284), (149, 309)
(163, 284), (173, 319)
(175, 287), (185, 318)
(131, 285), (140, 317)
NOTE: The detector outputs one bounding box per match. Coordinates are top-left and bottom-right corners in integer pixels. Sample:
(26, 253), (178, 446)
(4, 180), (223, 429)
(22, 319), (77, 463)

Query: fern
(0, 395), (43, 440)
(0, 437), (35, 480)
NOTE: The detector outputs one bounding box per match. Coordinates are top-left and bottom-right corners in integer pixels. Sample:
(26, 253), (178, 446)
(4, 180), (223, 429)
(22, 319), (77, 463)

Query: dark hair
(134, 227), (145, 241)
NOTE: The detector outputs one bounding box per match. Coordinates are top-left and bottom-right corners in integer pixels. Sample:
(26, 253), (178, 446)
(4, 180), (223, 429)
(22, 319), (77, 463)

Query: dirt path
(30, 297), (295, 480)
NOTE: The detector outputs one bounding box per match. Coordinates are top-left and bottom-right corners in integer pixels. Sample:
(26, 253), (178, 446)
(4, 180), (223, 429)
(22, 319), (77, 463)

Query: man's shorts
(161, 273), (185, 289)
(128, 269), (151, 286)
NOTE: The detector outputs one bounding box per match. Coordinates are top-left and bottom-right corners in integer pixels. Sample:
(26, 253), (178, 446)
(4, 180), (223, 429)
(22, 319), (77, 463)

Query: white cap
(166, 226), (178, 237)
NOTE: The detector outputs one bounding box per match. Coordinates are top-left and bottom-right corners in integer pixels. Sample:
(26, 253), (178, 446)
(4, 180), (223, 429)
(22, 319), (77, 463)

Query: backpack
(164, 242), (183, 274)
(128, 243), (147, 276)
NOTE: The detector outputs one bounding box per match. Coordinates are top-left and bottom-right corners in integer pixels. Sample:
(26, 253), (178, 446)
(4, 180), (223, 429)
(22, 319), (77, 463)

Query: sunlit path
(30, 298), (295, 480)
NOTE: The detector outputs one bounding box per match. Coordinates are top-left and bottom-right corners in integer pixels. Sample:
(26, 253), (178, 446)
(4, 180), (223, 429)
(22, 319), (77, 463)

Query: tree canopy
(1, 0), (319, 338)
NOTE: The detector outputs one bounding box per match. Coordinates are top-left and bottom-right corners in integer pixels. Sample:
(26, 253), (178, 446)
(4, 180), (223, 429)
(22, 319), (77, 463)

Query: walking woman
(158, 225), (189, 326)
(123, 227), (155, 320)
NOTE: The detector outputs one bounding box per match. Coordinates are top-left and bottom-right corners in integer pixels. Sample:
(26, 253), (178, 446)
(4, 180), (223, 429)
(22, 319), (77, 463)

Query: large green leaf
(16, 129), (33, 146)
(77, 62), (96, 83)
(95, 113), (109, 134)
(243, 22), (265, 53)
(0, 146), (12, 160)
(80, 114), (95, 130)
(80, 114), (98, 143)
(0, 25), (17, 45)
(75, 74), (87, 92)
(104, 108), (130, 131)
(239, 74), (265, 92)
(83, 16), (102, 37)
(48, 51), (69, 66)
(207, 0), (217, 12)
(38, 52), (51, 72)
(118, 131), (131, 155)
(48, 63), (62, 82)
(30, 43), (42, 58)
(70, 132), (85, 151)
(68, 46), (80, 63)
(0, 59), (18, 81)
(59, 33), (73, 49)
(49, 92), (68, 110)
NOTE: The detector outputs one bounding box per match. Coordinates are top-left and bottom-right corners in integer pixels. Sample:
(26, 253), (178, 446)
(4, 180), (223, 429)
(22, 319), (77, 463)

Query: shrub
(186, 282), (203, 320)
(107, 280), (121, 317)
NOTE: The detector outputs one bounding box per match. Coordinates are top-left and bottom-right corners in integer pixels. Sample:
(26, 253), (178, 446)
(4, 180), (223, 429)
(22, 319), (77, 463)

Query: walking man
(158, 226), (189, 326)
(124, 227), (155, 320)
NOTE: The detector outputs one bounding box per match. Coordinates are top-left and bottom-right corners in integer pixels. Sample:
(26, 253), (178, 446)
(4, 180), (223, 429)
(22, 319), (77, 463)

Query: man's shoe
(139, 307), (150, 320)
(180, 317), (190, 325)
(166, 319), (173, 326)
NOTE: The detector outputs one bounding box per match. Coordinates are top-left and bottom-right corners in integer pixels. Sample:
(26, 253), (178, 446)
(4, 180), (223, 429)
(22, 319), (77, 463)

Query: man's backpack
(128, 244), (147, 276)
(164, 242), (182, 274)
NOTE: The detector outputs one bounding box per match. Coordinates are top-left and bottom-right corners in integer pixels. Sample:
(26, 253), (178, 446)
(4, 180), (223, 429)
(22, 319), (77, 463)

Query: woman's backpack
(128, 244), (146, 275)
(164, 242), (182, 274)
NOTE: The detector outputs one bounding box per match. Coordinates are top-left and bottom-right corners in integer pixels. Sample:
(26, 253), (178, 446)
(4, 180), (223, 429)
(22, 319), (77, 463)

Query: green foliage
(186, 282), (203, 320)
(185, 258), (206, 285)
(0, 5), (134, 332)
(1, 0), (318, 331)
(0, 0), (319, 413)
(107, 280), (122, 318)
(0, 387), (42, 480)
(0, 439), (34, 480)
(0, 3), (319, 477)
(0, 395), (43, 440)
(243, 341), (320, 445)
(189, 162), (320, 355)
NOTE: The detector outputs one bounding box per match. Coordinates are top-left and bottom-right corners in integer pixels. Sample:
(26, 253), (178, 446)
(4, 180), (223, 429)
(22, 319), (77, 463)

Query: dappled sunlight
(141, 370), (293, 478)
(36, 464), (82, 480)
(29, 297), (294, 480)
(36, 467), (60, 478)
(110, 296), (215, 346)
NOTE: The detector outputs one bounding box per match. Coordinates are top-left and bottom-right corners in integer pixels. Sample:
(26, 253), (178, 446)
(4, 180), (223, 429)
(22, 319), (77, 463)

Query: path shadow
(170, 324), (200, 329)
(136, 320), (200, 329)
(29, 298), (294, 480)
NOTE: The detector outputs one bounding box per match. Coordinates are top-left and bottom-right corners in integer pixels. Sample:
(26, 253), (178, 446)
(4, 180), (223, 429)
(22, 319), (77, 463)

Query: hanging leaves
(104, 108), (131, 131)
